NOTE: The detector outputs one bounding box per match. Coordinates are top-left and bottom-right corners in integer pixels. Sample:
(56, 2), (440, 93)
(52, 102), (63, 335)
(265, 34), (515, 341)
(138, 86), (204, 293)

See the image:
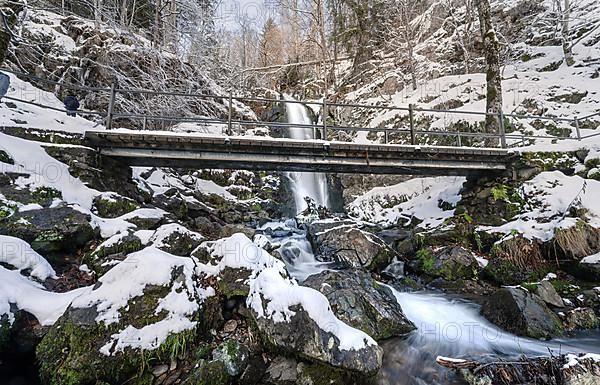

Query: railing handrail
(2, 67), (600, 149)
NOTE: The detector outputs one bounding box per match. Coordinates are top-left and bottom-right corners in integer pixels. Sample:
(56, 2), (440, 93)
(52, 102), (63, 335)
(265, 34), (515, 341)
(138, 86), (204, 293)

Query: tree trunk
(558, 0), (575, 66)
(475, 0), (503, 143)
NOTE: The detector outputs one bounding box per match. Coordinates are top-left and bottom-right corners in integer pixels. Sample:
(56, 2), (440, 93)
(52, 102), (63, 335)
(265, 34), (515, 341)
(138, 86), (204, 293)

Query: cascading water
(284, 95), (329, 212)
(268, 96), (600, 385)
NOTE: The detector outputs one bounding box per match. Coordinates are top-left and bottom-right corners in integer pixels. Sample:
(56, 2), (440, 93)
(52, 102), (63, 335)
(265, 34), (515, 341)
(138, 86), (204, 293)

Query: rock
(152, 364), (169, 377)
(382, 261), (406, 280)
(239, 355), (267, 385)
(218, 267), (253, 298)
(417, 246), (481, 281)
(220, 224), (256, 239)
(306, 219), (355, 237)
(536, 280), (564, 308)
(252, 305), (383, 374)
(0, 206), (96, 263)
(265, 357), (297, 385)
(84, 232), (143, 275)
(150, 223), (204, 256)
(181, 360), (231, 385)
(36, 250), (216, 385)
(303, 270), (415, 340)
(562, 308), (599, 331)
(223, 319), (238, 334)
(310, 225), (396, 272)
(212, 340), (250, 376)
(92, 193), (139, 218)
(481, 287), (563, 339)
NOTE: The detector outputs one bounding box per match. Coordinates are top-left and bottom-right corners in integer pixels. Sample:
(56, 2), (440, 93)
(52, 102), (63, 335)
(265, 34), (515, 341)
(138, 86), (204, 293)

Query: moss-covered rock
(37, 250), (216, 385)
(93, 193), (139, 218)
(0, 206), (97, 263)
(212, 340), (250, 377)
(416, 246), (481, 281)
(84, 232), (144, 276)
(562, 308), (599, 331)
(181, 359), (232, 385)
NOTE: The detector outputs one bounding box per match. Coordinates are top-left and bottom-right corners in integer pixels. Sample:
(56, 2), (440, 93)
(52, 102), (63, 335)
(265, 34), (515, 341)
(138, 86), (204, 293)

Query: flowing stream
(275, 101), (600, 384)
(284, 96), (329, 212)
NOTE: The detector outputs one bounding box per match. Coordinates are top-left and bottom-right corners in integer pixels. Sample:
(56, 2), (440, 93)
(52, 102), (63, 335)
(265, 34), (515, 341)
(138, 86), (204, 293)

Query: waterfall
(284, 96), (329, 212)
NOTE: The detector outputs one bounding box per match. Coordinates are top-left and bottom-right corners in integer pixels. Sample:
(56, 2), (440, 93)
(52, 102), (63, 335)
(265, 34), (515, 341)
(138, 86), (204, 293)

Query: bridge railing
(3, 68), (600, 149)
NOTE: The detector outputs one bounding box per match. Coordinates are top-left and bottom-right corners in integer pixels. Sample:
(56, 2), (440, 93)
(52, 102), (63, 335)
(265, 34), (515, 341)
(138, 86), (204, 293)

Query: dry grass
(492, 236), (545, 270)
(554, 220), (600, 260)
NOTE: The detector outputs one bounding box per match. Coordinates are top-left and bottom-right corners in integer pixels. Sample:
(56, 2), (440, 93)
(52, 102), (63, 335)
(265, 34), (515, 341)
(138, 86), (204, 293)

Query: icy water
(283, 96), (329, 212)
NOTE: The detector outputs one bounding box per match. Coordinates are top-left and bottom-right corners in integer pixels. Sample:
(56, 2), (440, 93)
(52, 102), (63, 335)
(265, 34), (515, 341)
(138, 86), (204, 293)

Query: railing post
(457, 131), (462, 147)
(409, 104), (416, 145)
(322, 97), (328, 140)
(498, 110), (507, 148)
(384, 129), (389, 144)
(227, 88), (233, 135)
(106, 83), (116, 130)
(574, 117), (582, 140)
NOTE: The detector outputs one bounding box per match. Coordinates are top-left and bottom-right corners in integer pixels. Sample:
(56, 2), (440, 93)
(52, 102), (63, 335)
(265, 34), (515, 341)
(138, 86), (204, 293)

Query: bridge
(84, 130), (512, 175)
(3, 69), (600, 176)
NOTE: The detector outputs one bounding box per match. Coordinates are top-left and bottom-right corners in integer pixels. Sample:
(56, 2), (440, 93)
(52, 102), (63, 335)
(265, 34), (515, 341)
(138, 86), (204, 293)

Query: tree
(474, 0), (503, 138)
(258, 17), (284, 68)
(555, 0), (574, 66)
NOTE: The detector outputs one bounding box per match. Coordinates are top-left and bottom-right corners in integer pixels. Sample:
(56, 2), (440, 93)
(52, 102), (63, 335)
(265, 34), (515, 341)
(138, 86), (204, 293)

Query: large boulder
(303, 270), (415, 340)
(417, 246), (481, 281)
(0, 206), (96, 262)
(535, 280), (564, 308)
(481, 287), (563, 339)
(309, 224), (395, 272)
(37, 247), (218, 385)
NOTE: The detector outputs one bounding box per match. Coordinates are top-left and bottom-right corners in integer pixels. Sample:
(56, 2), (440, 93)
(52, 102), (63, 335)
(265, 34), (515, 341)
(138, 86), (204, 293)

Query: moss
(0, 149), (14, 165)
(182, 360), (231, 385)
(522, 151), (579, 172)
(0, 204), (16, 219)
(417, 248), (436, 274)
(94, 196), (139, 218)
(31, 230), (65, 252)
(31, 187), (62, 205)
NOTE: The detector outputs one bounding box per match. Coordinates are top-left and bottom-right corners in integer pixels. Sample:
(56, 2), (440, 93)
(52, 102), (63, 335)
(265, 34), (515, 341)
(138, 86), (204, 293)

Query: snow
(348, 176), (466, 229)
(563, 353), (600, 369)
(71, 247), (203, 326)
(581, 252), (600, 264)
(0, 73), (103, 133)
(0, 235), (56, 280)
(0, 266), (89, 325)
(149, 223), (204, 249)
(0, 133), (100, 209)
(206, 233), (377, 351)
(480, 172), (600, 241)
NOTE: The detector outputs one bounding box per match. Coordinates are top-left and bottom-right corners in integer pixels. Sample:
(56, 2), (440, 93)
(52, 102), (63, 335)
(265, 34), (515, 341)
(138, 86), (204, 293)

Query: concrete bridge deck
(84, 130), (514, 175)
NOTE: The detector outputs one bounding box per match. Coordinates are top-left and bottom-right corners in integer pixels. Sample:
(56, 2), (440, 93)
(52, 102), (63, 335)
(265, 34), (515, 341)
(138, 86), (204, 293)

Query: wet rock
(417, 246), (481, 281)
(303, 270), (415, 340)
(264, 356), (369, 385)
(536, 280), (564, 308)
(382, 261), (406, 280)
(481, 287), (563, 339)
(218, 267), (253, 298)
(306, 219), (355, 237)
(252, 305), (383, 374)
(310, 224), (396, 272)
(0, 206), (96, 263)
(562, 308), (599, 331)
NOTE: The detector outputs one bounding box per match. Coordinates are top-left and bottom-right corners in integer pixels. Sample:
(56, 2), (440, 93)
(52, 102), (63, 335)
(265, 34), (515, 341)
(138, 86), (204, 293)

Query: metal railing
(2, 68), (600, 149)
